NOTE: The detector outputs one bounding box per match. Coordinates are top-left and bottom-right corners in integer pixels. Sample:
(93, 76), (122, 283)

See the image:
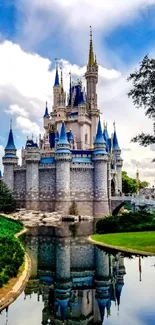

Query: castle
(2, 28), (123, 217)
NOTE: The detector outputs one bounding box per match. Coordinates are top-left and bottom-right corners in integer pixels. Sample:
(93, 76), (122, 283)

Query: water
(0, 226), (155, 325)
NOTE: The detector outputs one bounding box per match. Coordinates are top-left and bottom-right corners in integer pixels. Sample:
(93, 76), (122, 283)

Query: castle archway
(111, 179), (115, 197)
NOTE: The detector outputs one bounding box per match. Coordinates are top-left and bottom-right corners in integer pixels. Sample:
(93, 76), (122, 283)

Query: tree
(122, 171), (149, 194)
(127, 55), (155, 146)
(0, 180), (16, 212)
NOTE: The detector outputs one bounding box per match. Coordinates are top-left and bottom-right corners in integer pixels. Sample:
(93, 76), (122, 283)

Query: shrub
(0, 180), (16, 212)
(96, 211), (155, 234)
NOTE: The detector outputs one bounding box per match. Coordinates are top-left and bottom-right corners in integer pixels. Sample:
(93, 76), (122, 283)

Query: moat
(0, 222), (155, 325)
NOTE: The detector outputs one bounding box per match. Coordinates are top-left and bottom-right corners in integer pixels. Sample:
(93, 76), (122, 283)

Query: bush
(96, 211), (155, 234)
(0, 180), (16, 212)
(0, 215), (24, 288)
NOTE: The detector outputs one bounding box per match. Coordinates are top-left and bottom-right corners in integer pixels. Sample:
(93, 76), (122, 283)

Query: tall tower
(55, 121), (71, 213)
(85, 26), (99, 146)
(53, 60), (60, 110)
(3, 121), (18, 191)
(43, 101), (49, 135)
(112, 123), (123, 195)
(92, 119), (109, 217)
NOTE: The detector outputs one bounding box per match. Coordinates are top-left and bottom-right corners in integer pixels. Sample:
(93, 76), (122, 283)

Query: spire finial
(10, 119), (12, 130)
(113, 121), (116, 131)
(88, 26), (95, 67)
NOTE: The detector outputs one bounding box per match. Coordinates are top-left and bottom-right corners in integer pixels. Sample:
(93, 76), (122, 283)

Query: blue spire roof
(55, 130), (59, 142)
(94, 119), (106, 145)
(54, 62), (60, 86)
(43, 102), (49, 118)
(5, 124), (16, 150)
(58, 122), (69, 145)
(79, 91), (85, 105)
(68, 129), (74, 142)
(0, 170), (2, 179)
(103, 123), (109, 151)
(113, 124), (120, 151)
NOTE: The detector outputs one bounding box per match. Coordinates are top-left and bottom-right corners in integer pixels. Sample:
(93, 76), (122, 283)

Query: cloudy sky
(1, 0), (155, 184)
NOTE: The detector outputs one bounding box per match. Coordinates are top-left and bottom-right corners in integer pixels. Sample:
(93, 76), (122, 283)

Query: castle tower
(43, 101), (49, 135)
(55, 121), (72, 213)
(3, 121), (18, 190)
(92, 119), (109, 217)
(78, 89), (87, 149)
(53, 60), (60, 110)
(112, 122), (123, 195)
(25, 142), (40, 210)
(85, 26), (99, 147)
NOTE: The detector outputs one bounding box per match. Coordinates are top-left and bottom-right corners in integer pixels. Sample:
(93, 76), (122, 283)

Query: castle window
(85, 133), (88, 144)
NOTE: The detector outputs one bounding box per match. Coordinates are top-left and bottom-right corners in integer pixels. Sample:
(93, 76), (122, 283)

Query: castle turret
(55, 121), (71, 213)
(55, 130), (59, 150)
(25, 141), (40, 210)
(53, 60), (60, 110)
(92, 118), (109, 216)
(85, 26), (99, 147)
(43, 101), (49, 134)
(3, 121), (18, 190)
(112, 122), (123, 195)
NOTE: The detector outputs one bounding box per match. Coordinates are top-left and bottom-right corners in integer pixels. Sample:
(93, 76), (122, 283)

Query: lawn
(91, 232), (155, 254)
(0, 215), (24, 288)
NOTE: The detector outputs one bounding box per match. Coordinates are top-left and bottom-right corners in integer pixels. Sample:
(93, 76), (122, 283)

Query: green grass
(0, 215), (23, 237)
(91, 232), (155, 254)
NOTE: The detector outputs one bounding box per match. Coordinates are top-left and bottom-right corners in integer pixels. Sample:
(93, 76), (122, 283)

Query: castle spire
(113, 122), (120, 151)
(94, 118), (105, 145)
(43, 101), (49, 118)
(88, 26), (95, 67)
(5, 120), (16, 150)
(54, 59), (60, 87)
(58, 121), (69, 145)
(60, 68), (63, 93)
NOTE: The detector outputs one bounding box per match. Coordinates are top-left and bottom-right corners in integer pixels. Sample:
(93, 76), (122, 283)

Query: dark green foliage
(96, 211), (155, 234)
(0, 180), (16, 212)
(127, 55), (155, 146)
(0, 215), (24, 287)
(122, 171), (149, 194)
(69, 201), (78, 215)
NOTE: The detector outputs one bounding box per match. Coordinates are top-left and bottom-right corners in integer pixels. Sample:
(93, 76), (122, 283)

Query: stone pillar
(56, 238), (71, 279)
(25, 148), (40, 210)
(55, 154), (71, 213)
(116, 165), (122, 193)
(95, 246), (110, 278)
(93, 160), (109, 217)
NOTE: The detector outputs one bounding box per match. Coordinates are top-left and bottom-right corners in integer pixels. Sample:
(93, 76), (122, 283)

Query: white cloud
(16, 116), (41, 136)
(5, 104), (29, 118)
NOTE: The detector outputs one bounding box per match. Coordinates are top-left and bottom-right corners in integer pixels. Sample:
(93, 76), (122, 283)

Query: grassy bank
(0, 215), (24, 287)
(91, 232), (155, 254)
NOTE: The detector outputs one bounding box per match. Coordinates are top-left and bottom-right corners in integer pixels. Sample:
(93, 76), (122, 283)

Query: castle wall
(39, 167), (56, 211)
(14, 169), (26, 207)
(70, 165), (94, 215)
(71, 241), (94, 270)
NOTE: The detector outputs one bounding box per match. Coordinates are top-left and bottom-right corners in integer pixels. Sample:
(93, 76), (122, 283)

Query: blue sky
(1, 0), (155, 183)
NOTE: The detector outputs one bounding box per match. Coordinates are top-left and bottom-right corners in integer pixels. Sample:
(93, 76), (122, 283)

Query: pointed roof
(68, 129), (74, 142)
(55, 130), (59, 142)
(0, 170), (2, 179)
(103, 122), (109, 151)
(94, 118), (106, 145)
(54, 60), (60, 86)
(113, 122), (120, 151)
(68, 72), (72, 106)
(88, 26), (95, 67)
(60, 68), (64, 93)
(58, 122), (69, 145)
(43, 101), (49, 118)
(5, 120), (16, 150)
(79, 90), (85, 105)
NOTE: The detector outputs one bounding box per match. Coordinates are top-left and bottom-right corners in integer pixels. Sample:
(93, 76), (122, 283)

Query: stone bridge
(111, 195), (155, 214)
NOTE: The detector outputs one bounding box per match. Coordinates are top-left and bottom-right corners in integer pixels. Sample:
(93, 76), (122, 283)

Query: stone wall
(70, 166), (94, 215)
(71, 241), (94, 270)
(14, 169), (26, 207)
(39, 168), (56, 211)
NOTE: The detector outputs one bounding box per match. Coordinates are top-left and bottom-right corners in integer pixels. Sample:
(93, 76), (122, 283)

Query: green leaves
(0, 180), (16, 212)
(127, 55), (155, 146)
(122, 171), (149, 194)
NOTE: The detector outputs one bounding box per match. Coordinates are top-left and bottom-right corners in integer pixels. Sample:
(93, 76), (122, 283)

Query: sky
(1, 0), (155, 184)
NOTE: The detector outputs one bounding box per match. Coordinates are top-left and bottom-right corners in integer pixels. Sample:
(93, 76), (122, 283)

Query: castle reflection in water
(22, 223), (126, 325)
